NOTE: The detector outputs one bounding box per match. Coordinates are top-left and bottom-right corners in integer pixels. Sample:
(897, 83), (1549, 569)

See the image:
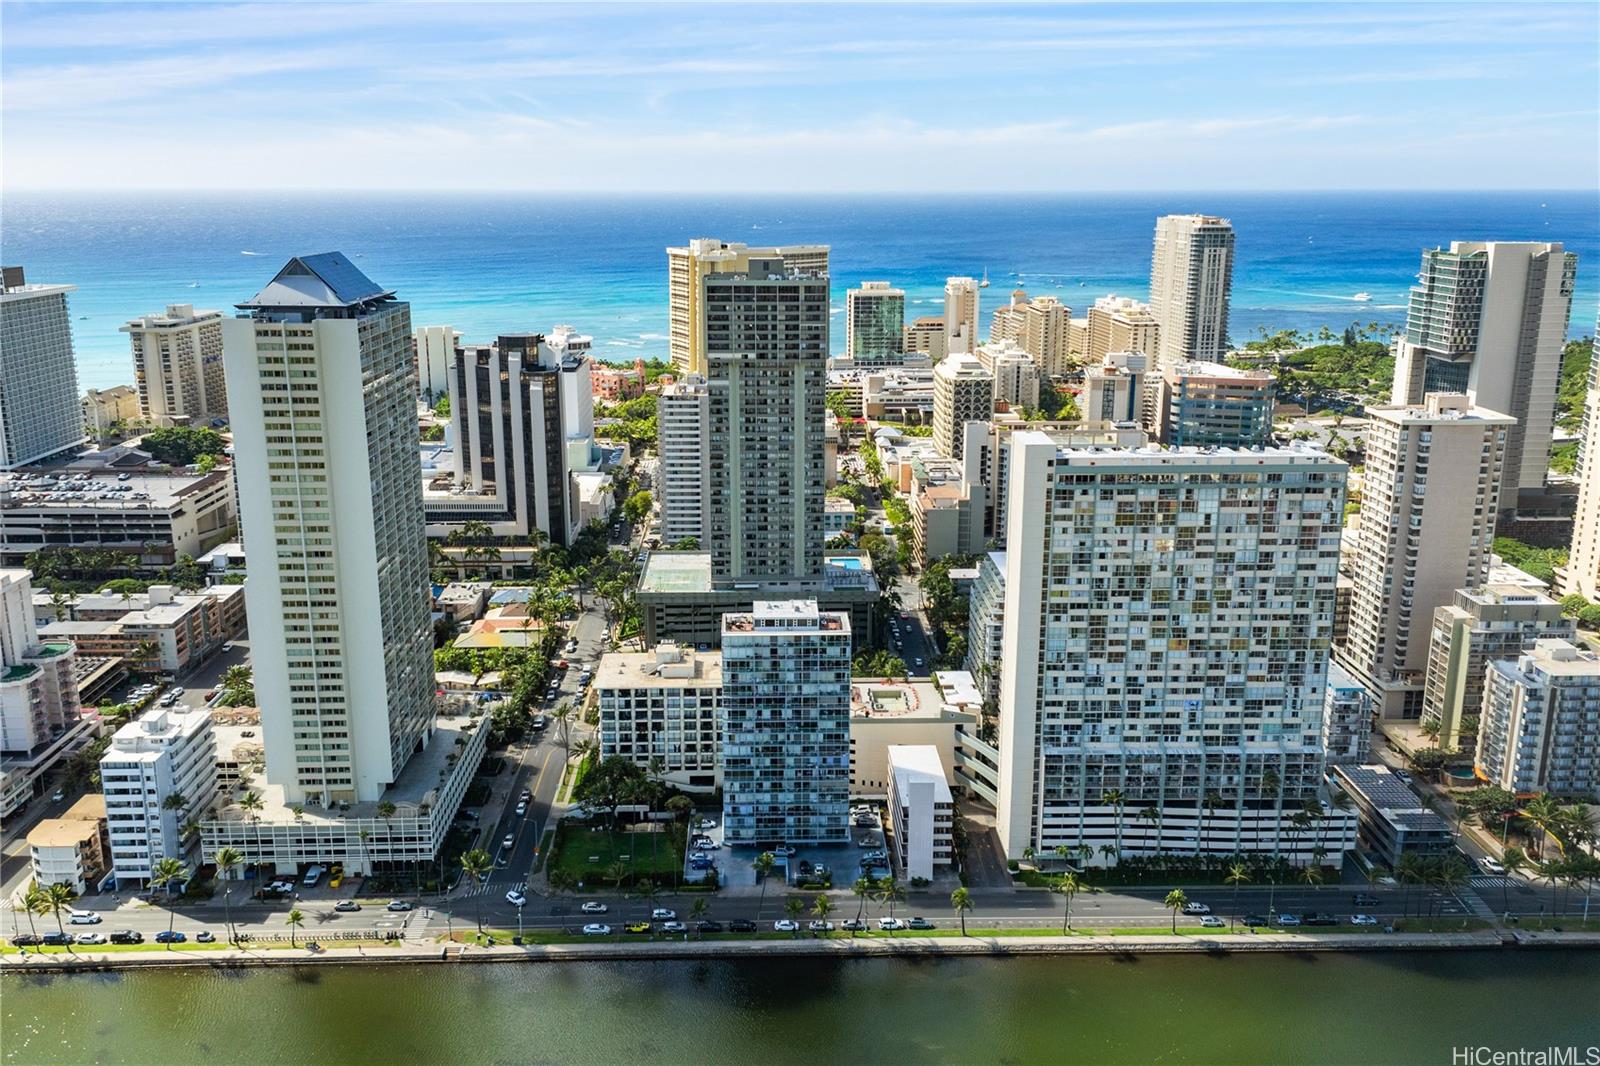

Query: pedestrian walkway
(1469, 875), (1510, 891)
(1461, 888), (1498, 921)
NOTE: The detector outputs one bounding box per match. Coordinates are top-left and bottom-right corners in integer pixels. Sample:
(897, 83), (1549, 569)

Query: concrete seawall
(6, 930), (1598, 973)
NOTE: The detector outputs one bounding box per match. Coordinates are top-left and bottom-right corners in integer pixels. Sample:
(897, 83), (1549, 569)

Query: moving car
(582, 923), (611, 936)
(50, 789), (65, 802)
(1480, 857), (1506, 875)
(501, 834), (515, 851)
(515, 801), (528, 817)
(651, 908), (676, 920)
(1350, 914), (1379, 926)
(581, 901), (608, 914)
(1351, 893), (1380, 907)
(773, 920), (800, 932)
(1181, 902), (1211, 915)
(196, 931), (216, 943)
(334, 900), (362, 912)
(505, 890), (527, 907)
(1198, 916), (1226, 928)
(154, 930), (187, 944)
(728, 919), (757, 932)
(624, 922), (651, 934)
(386, 900), (413, 912)
(110, 930), (143, 944)
(68, 910), (102, 925)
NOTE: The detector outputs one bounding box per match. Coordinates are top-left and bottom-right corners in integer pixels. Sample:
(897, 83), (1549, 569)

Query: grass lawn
(547, 820), (685, 888)
(2, 937), (410, 956)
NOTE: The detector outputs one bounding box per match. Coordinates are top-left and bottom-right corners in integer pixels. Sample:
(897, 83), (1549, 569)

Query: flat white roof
(887, 744), (953, 803)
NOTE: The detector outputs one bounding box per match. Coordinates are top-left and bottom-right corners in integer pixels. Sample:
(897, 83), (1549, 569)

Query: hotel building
(120, 304), (227, 425)
(668, 239), (828, 374)
(0, 267), (85, 469)
(1148, 216), (1235, 370)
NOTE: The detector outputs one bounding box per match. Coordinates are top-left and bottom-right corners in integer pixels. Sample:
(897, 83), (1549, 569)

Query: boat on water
(979, 268), (990, 289)
(1352, 292), (1372, 302)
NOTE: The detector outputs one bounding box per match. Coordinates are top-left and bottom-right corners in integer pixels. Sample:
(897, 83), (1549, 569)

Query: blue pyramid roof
(238, 252), (393, 310)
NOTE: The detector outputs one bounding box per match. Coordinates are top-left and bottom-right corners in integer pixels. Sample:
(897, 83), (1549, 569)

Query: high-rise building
(1148, 215), (1235, 370)
(975, 340), (1041, 410)
(0, 267), (85, 469)
(944, 277), (980, 355)
(989, 290), (1030, 346)
(964, 550), (1006, 703)
(705, 257), (829, 586)
(1082, 351), (1147, 424)
(1337, 394), (1515, 720)
(99, 707), (216, 886)
(1476, 638), (1600, 796)
(904, 315), (948, 362)
(845, 281), (905, 366)
(1154, 360), (1276, 447)
(1421, 585), (1574, 752)
(1087, 295), (1160, 364)
(222, 252), (435, 805)
(1391, 242), (1577, 504)
(996, 434), (1353, 864)
(667, 238), (828, 374)
(120, 304), (227, 425)
(720, 601), (851, 845)
(1022, 296), (1073, 378)
(430, 330), (602, 546)
(1559, 312), (1600, 603)
(1322, 661), (1372, 766)
(932, 353), (993, 460)
(413, 324), (458, 402)
(0, 569), (81, 759)
(658, 374), (711, 546)
(596, 642), (722, 793)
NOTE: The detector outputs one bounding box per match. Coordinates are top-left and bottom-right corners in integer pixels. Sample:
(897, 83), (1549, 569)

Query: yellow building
(667, 238), (829, 374)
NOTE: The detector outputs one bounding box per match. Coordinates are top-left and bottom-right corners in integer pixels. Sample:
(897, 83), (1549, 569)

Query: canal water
(4, 951), (1596, 1065)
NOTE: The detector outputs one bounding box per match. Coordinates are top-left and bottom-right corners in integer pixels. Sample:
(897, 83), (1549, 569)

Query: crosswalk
(1469, 875), (1510, 890)
(454, 879), (524, 900)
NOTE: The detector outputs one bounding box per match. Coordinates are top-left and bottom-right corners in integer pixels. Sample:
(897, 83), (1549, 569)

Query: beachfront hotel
(1086, 295), (1160, 366)
(992, 434), (1356, 865)
(667, 238), (829, 375)
(1148, 215), (1235, 371)
(120, 303), (228, 426)
(0, 266), (86, 469)
(944, 276), (980, 356)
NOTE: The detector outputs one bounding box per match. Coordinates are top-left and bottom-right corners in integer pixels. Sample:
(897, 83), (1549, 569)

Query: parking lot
(696, 805), (892, 891)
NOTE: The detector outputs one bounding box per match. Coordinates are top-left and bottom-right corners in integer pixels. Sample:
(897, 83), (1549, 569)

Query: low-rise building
(1154, 360), (1276, 447)
(433, 582), (491, 623)
(1, 466), (236, 570)
(27, 794), (109, 894)
(849, 677), (978, 798)
(824, 496), (856, 537)
(38, 584), (246, 674)
(81, 386), (141, 439)
(591, 359), (644, 401)
(1323, 660), (1373, 766)
(1331, 764), (1453, 869)
(596, 642), (722, 793)
(100, 707), (217, 885)
(1476, 639), (1600, 797)
(886, 744), (955, 882)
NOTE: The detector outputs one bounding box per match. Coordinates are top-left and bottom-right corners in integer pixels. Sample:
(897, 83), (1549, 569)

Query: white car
(1480, 857), (1506, 875)
(651, 908), (676, 920)
(878, 917), (907, 931)
(505, 890), (527, 907)
(67, 911), (101, 925)
(773, 919), (800, 932)
(808, 920), (834, 932)
(1276, 913), (1302, 927)
(582, 923), (611, 936)
(501, 834), (515, 851)
(1198, 915), (1225, 928)
(581, 901), (608, 914)
(771, 846), (797, 858)
(75, 932), (109, 945)
(1350, 914), (1379, 926)
(661, 921), (687, 934)
(1182, 902), (1212, 915)
(515, 802), (528, 817)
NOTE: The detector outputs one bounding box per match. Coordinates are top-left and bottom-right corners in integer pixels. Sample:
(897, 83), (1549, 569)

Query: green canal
(4, 951), (1597, 1065)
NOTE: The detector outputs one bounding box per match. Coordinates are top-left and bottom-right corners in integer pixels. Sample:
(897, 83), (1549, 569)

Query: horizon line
(6, 187), (1595, 198)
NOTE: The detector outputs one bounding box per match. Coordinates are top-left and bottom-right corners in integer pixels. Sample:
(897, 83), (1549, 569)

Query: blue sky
(4, 1), (1596, 192)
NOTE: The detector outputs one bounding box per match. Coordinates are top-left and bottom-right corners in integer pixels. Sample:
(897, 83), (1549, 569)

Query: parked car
(1275, 913), (1302, 926)
(76, 931), (110, 945)
(694, 817), (717, 830)
(878, 917), (907, 931)
(1181, 902), (1212, 915)
(50, 789), (65, 802)
(42, 932), (72, 946)
(1199, 916), (1226, 928)
(1303, 913), (1337, 927)
(773, 919), (800, 932)
(1350, 914), (1379, 926)
(302, 865), (325, 886)
(505, 890), (527, 907)
(109, 930), (143, 945)
(808, 920), (834, 932)
(68, 910), (102, 925)
(907, 917), (935, 930)
(154, 930), (187, 944)
(581, 901), (609, 914)
(651, 908), (676, 920)
(386, 900), (413, 912)
(841, 919), (867, 932)
(11, 934), (41, 946)
(196, 931), (216, 943)
(690, 859), (713, 871)
(624, 922), (651, 934)
(1242, 914), (1270, 928)
(661, 921), (687, 934)
(728, 919), (757, 932)
(334, 900), (362, 913)
(582, 923), (611, 936)
(695, 920), (724, 934)
(771, 846), (796, 857)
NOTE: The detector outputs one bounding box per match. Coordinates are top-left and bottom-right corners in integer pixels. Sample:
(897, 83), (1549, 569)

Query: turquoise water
(3, 951), (1598, 1065)
(5, 191), (1596, 391)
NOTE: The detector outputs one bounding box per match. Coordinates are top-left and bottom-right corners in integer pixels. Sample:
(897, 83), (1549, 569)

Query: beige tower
(667, 238), (829, 374)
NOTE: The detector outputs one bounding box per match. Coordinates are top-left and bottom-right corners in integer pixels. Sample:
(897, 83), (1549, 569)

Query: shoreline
(6, 929), (1599, 973)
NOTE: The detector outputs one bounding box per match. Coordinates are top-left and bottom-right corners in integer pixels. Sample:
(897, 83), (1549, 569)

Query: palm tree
(43, 882), (78, 936)
(1224, 862), (1251, 930)
(238, 790), (264, 861)
(1054, 871), (1085, 934)
(950, 886), (973, 936)
(690, 897), (709, 938)
(1164, 888), (1189, 934)
(811, 894), (835, 933)
(850, 876), (873, 936)
(783, 896), (805, 935)
(214, 846), (244, 943)
(1137, 807), (1160, 856)
(752, 852), (776, 921)
(877, 876), (906, 931)
(1299, 864), (1324, 888)
(1100, 789), (1126, 865)
(1396, 854), (1424, 917)
(459, 849), (493, 933)
(1500, 846), (1527, 917)
(150, 857), (188, 947)
(1522, 794), (1561, 860)
(1198, 792), (1222, 857)
(286, 908), (305, 948)
(15, 881), (46, 939)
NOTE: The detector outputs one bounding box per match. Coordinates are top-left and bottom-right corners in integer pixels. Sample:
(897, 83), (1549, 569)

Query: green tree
(950, 886), (974, 936)
(783, 895), (805, 935)
(850, 876), (873, 935)
(285, 908), (305, 948)
(15, 881), (47, 940)
(752, 852), (776, 921)
(43, 881), (79, 937)
(1164, 888), (1189, 934)
(877, 876), (906, 931)
(1224, 862), (1251, 930)
(811, 893), (835, 932)
(459, 849), (493, 932)
(149, 857), (188, 947)
(689, 897), (710, 938)
(623, 490), (653, 526)
(214, 846), (244, 943)
(1054, 871), (1085, 934)
(140, 426), (226, 466)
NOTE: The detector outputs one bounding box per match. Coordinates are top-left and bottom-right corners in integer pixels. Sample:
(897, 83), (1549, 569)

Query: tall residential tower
(0, 267), (85, 469)
(668, 239), (828, 374)
(120, 304), (227, 426)
(1148, 215), (1235, 370)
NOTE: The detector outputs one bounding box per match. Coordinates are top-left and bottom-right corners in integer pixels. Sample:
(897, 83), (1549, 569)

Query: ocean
(4, 191), (1596, 392)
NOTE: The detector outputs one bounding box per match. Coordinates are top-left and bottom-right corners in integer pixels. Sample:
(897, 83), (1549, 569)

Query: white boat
(1352, 292), (1372, 302)
(979, 268), (990, 289)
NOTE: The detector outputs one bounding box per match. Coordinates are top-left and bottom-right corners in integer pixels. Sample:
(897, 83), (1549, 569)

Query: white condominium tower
(1148, 215), (1235, 369)
(1564, 312), (1600, 602)
(0, 267), (85, 469)
(1087, 295), (1160, 364)
(1336, 394), (1514, 720)
(944, 277), (980, 355)
(120, 304), (228, 425)
(720, 600), (851, 845)
(1391, 241), (1577, 505)
(413, 324), (458, 402)
(1476, 638), (1600, 797)
(996, 435), (1349, 865)
(704, 256), (829, 586)
(845, 281), (905, 366)
(932, 352), (993, 461)
(222, 253), (435, 805)
(667, 238), (829, 374)
(658, 374), (711, 545)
